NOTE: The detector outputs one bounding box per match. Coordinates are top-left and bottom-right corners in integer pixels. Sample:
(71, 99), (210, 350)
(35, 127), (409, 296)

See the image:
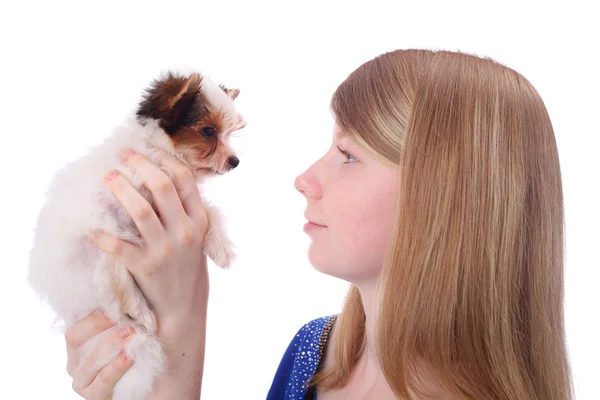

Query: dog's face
(136, 71), (246, 176)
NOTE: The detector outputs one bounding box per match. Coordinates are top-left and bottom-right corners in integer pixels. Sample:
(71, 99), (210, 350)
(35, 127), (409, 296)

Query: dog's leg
(203, 204), (236, 268)
(110, 260), (157, 332)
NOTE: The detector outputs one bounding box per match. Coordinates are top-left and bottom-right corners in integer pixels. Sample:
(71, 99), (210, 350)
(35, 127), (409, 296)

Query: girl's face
(295, 123), (400, 285)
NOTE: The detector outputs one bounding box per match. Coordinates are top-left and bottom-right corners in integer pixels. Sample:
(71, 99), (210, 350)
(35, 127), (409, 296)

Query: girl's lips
(304, 221), (326, 232)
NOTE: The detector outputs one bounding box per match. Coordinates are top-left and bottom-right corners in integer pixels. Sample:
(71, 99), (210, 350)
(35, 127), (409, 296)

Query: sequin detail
(266, 315), (339, 400)
(286, 315), (337, 399)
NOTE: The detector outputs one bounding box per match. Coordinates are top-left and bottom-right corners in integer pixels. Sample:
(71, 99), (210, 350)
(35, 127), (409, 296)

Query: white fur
(28, 74), (243, 399)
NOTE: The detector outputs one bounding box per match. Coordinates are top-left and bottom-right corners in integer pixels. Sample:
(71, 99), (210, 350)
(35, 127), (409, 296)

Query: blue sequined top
(266, 315), (338, 400)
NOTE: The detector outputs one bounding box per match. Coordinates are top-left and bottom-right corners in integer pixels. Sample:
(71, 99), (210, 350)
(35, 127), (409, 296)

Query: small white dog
(27, 70), (246, 399)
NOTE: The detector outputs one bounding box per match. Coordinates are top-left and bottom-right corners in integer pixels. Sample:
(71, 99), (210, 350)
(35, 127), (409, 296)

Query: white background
(0, 1), (598, 399)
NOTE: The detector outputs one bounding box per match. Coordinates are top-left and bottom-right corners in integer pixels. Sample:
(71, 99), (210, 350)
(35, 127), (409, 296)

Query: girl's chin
(307, 247), (344, 279)
(307, 245), (382, 285)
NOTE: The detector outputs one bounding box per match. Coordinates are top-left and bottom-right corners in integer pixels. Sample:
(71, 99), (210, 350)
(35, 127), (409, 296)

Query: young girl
(63, 49), (573, 399)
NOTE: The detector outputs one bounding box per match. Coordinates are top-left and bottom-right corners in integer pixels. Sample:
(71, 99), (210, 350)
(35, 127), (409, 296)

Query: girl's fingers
(103, 169), (166, 243)
(155, 151), (206, 221)
(81, 350), (133, 399)
(72, 326), (134, 393)
(66, 311), (115, 377)
(65, 311), (115, 350)
(120, 150), (188, 228)
(90, 230), (144, 267)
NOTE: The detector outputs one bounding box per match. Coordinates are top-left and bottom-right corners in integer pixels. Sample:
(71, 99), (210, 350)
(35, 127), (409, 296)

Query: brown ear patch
(137, 72), (205, 135)
(168, 73), (201, 108)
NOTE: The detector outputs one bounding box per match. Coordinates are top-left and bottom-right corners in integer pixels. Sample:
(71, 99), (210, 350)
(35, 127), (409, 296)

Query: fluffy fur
(27, 70), (246, 399)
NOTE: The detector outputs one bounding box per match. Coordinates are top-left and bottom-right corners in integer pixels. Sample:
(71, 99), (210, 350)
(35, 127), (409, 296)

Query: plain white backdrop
(0, 0), (598, 399)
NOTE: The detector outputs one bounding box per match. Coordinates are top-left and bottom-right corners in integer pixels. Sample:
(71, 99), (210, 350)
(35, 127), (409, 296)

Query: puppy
(27, 70), (246, 399)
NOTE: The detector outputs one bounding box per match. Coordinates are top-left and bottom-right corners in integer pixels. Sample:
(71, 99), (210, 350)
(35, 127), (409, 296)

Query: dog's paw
(204, 231), (236, 268)
(138, 307), (157, 333)
(215, 244), (236, 268)
(128, 304), (157, 333)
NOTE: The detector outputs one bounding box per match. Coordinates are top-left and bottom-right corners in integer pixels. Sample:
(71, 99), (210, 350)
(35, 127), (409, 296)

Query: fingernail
(99, 309), (111, 321)
(89, 230), (105, 246)
(105, 170), (119, 180)
(118, 326), (134, 339)
(119, 349), (132, 363)
(121, 149), (135, 162)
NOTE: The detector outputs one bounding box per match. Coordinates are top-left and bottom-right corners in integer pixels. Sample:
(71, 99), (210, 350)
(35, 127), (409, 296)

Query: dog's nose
(228, 156), (239, 169)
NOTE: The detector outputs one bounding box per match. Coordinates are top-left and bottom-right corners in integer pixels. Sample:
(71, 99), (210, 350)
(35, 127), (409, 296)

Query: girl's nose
(294, 165), (322, 199)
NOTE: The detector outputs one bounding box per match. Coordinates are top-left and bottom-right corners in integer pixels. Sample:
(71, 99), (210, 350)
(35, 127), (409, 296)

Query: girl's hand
(91, 149), (210, 329)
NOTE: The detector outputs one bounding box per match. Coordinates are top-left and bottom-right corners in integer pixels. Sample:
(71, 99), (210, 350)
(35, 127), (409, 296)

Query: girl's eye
(337, 145), (357, 163)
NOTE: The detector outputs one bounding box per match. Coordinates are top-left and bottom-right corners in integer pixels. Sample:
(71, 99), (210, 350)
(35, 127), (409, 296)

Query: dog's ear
(218, 84), (240, 101)
(137, 72), (202, 134)
(227, 88), (240, 100)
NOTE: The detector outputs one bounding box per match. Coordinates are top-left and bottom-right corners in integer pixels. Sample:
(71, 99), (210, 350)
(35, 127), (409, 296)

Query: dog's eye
(201, 126), (216, 137)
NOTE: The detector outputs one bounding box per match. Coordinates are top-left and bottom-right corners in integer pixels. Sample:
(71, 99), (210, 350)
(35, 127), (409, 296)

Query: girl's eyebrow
(333, 124), (347, 138)
(334, 132), (350, 145)
(337, 134), (354, 147)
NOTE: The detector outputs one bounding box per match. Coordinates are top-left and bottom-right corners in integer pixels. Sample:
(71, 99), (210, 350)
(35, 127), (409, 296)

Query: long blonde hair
(310, 49), (573, 399)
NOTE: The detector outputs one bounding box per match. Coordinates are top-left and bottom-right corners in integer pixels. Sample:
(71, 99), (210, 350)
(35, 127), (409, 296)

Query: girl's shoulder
(266, 314), (338, 400)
